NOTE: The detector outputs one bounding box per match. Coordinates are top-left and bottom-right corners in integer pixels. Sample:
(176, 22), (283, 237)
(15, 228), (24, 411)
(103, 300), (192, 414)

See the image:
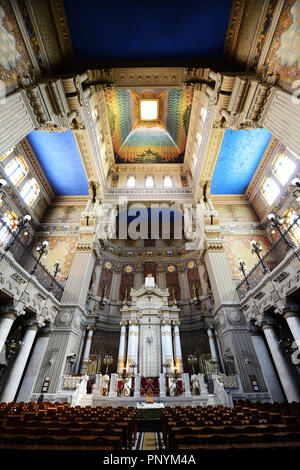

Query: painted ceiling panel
(26, 130), (89, 196)
(211, 128), (273, 195)
(105, 88), (193, 163)
(63, 0), (233, 65)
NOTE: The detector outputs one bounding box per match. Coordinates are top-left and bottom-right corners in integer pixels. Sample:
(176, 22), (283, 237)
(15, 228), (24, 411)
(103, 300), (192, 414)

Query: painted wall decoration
(223, 235), (272, 280)
(215, 204), (258, 222)
(41, 204), (83, 224)
(0, 1), (32, 93)
(265, 0), (300, 86)
(30, 235), (78, 283)
(105, 88), (193, 163)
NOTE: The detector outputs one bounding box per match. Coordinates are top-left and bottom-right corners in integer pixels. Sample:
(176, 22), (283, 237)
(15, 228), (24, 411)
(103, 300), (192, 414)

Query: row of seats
(163, 401), (300, 450)
(0, 401), (137, 450)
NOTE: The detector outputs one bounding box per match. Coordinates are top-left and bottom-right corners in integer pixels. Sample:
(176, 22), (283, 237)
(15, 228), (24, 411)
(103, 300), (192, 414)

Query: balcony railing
(0, 203), (64, 301)
(236, 217), (299, 301)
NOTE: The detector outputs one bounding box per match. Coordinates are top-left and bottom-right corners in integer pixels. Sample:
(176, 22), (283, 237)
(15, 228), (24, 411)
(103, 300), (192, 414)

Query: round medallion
(104, 261), (112, 270)
(187, 260), (196, 269)
(124, 265), (133, 273)
(167, 265), (176, 273)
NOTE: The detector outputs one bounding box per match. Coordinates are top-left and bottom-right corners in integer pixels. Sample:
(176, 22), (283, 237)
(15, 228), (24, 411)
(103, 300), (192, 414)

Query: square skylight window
(140, 99), (159, 121)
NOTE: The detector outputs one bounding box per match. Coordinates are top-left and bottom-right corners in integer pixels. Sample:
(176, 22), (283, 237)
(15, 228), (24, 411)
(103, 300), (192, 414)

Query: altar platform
(136, 402), (164, 420)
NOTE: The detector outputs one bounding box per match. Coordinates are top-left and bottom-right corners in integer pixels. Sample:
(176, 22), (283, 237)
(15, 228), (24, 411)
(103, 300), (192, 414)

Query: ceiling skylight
(140, 99), (159, 121)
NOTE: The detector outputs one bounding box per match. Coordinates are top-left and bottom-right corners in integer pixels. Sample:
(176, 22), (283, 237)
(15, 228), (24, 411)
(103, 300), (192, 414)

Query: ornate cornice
(245, 135), (279, 201)
(49, 0), (74, 60)
(20, 138), (54, 202)
(223, 0), (247, 61)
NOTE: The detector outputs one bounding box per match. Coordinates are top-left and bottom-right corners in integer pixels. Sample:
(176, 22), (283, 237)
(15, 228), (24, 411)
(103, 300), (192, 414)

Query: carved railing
(236, 218), (299, 301)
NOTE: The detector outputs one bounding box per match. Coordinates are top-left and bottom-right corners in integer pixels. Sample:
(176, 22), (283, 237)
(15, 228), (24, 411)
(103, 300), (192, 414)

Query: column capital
(248, 322), (262, 336)
(86, 325), (96, 332)
(261, 315), (277, 330)
(120, 320), (127, 326)
(283, 302), (300, 318)
(0, 311), (17, 321)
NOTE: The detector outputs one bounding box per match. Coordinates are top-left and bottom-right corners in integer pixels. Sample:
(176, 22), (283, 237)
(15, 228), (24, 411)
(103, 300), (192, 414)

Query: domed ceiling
(105, 88), (193, 163)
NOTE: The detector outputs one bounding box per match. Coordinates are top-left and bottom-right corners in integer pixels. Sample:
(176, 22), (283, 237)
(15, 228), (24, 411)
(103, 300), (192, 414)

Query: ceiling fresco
(26, 130), (89, 196)
(105, 88), (193, 163)
(210, 128), (273, 195)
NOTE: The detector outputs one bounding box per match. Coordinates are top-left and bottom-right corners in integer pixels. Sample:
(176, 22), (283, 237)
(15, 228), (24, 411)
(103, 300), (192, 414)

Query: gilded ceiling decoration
(104, 88), (194, 163)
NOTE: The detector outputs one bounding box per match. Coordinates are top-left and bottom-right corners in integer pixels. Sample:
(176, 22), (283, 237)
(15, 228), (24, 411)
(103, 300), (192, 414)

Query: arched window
(273, 153), (296, 185)
(5, 155), (28, 186)
(261, 177), (280, 205)
(0, 210), (18, 246)
(127, 175), (136, 188)
(20, 178), (39, 206)
(145, 176), (154, 188)
(284, 209), (300, 245)
(163, 176), (173, 188)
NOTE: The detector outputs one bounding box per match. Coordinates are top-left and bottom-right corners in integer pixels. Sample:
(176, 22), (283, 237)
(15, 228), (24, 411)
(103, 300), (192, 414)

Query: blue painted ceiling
(27, 130), (89, 196)
(211, 128), (272, 195)
(62, 0), (233, 65)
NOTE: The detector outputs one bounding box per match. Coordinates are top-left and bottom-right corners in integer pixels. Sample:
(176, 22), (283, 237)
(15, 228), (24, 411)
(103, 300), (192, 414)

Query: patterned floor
(132, 432), (166, 450)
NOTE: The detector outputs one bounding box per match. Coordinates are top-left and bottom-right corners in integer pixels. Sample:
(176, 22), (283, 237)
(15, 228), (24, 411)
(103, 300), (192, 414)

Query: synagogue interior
(0, 0), (299, 456)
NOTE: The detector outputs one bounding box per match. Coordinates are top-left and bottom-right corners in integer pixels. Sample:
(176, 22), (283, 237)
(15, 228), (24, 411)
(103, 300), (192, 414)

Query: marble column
(206, 325), (219, 367)
(0, 312), (16, 356)
(204, 248), (239, 305)
(249, 324), (285, 403)
(262, 319), (300, 402)
(80, 326), (95, 374)
(1, 322), (39, 403)
(283, 303), (300, 343)
(117, 321), (127, 374)
(127, 321), (139, 372)
(17, 330), (51, 402)
(161, 321), (174, 370)
(173, 321), (183, 373)
(0, 90), (35, 157)
(259, 88), (300, 156)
